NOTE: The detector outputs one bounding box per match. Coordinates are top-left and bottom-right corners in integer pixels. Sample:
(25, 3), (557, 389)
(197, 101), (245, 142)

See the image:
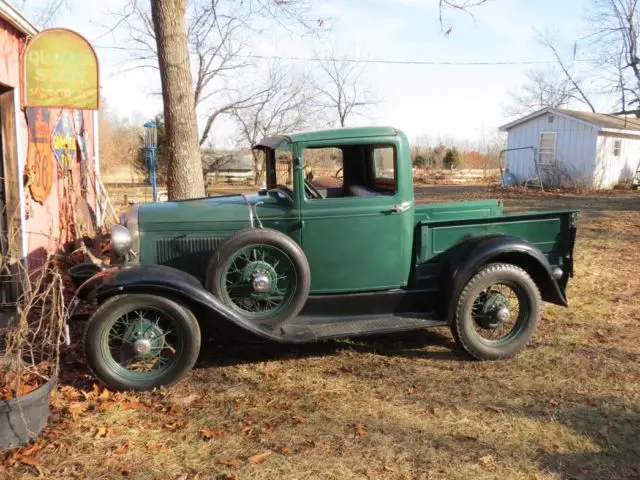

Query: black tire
(205, 228), (311, 327)
(451, 263), (541, 360)
(83, 294), (201, 391)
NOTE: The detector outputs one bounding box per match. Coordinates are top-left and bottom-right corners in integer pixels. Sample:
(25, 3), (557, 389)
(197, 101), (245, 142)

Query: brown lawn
(2, 188), (640, 480)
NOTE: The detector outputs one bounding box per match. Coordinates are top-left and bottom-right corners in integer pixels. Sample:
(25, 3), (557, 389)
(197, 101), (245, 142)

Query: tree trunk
(151, 0), (204, 200)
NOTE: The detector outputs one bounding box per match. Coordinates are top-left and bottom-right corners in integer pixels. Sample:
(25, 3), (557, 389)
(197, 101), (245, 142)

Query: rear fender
(74, 264), (295, 343)
(441, 235), (568, 322)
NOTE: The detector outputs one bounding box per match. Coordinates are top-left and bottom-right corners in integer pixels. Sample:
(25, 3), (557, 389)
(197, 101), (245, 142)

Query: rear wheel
(83, 294), (201, 391)
(452, 263), (541, 360)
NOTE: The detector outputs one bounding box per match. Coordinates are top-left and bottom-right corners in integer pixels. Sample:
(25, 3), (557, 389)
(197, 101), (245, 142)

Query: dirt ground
(2, 188), (640, 480)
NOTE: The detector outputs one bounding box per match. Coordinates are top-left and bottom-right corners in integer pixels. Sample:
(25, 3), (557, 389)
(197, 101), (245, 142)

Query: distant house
(201, 151), (254, 183)
(499, 107), (640, 188)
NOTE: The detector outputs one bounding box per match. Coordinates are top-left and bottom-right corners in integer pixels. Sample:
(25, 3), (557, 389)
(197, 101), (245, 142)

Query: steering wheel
(304, 178), (324, 199)
(334, 167), (343, 179)
(268, 184), (294, 203)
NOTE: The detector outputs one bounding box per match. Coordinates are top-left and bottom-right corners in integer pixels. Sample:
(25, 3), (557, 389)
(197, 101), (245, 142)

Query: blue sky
(24, 0), (601, 148)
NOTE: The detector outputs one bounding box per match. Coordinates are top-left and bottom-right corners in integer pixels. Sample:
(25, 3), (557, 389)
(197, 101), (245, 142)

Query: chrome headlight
(123, 204), (140, 259)
(111, 224), (132, 255)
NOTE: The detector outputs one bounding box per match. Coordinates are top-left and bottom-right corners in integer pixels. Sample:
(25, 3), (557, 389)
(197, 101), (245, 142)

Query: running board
(278, 314), (446, 343)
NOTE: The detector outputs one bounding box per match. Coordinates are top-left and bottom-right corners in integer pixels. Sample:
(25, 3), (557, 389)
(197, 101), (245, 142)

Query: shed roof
(499, 107), (640, 133)
(0, 1), (38, 36)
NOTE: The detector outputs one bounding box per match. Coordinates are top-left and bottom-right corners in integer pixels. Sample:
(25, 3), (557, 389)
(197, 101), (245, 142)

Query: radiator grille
(154, 236), (224, 281)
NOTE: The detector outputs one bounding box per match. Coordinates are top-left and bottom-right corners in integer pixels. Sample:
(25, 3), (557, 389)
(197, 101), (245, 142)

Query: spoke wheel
(84, 294), (201, 391)
(220, 245), (297, 319)
(103, 307), (183, 381)
(471, 282), (526, 345)
(206, 228), (311, 327)
(451, 263), (542, 360)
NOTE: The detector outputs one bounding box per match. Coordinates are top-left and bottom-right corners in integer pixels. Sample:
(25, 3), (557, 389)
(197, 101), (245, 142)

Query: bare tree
(151, 0), (205, 200)
(506, 67), (584, 115)
(438, 0), (492, 34)
(17, 0), (71, 27)
(586, 0), (640, 116)
(314, 51), (378, 128)
(230, 65), (314, 184)
(108, 0), (323, 146)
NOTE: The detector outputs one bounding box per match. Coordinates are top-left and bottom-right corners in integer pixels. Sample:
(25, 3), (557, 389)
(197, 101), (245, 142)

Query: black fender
(73, 264), (300, 344)
(441, 234), (568, 322)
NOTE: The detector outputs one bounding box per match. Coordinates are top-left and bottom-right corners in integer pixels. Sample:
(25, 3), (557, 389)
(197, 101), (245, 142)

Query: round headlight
(111, 224), (133, 254)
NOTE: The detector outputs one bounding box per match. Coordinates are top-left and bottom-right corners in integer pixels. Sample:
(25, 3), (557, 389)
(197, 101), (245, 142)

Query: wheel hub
(122, 319), (165, 357)
(474, 291), (510, 329)
(133, 338), (152, 355)
(252, 272), (271, 293)
(242, 260), (278, 296)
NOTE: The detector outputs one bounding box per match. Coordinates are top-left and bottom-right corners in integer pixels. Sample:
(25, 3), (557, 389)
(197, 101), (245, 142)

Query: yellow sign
(24, 28), (99, 110)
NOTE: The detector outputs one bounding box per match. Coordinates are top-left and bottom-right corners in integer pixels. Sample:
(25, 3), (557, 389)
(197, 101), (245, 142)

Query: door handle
(391, 201), (412, 213)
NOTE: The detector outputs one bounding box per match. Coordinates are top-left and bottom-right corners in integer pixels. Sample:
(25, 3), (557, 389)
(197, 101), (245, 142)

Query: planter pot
(0, 375), (57, 449)
(69, 262), (104, 289)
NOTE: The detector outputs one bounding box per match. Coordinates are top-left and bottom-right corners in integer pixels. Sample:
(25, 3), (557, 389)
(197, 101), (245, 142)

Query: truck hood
(138, 192), (291, 228)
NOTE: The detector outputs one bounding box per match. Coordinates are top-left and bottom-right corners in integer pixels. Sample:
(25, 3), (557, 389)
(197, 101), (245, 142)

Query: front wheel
(83, 294), (201, 391)
(452, 263), (542, 360)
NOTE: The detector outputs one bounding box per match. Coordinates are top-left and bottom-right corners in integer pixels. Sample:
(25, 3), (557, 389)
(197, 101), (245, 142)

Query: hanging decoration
(25, 107), (54, 204)
(51, 110), (76, 177)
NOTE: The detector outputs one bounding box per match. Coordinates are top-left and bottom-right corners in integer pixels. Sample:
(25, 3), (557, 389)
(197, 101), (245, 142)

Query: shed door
(539, 132), (557, 164)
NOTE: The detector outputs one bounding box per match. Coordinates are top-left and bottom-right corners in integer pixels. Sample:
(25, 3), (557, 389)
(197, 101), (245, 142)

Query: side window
(372, 146), (396, 193)
(275, 147), (294, 189)
(304, 147), (344, 198)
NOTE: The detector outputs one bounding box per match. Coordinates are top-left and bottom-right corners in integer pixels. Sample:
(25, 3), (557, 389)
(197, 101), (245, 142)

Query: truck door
(298, 139), (414, 294)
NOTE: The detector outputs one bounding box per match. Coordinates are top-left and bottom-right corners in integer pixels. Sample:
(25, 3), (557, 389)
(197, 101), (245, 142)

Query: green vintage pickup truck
(73, 126), (577, 391)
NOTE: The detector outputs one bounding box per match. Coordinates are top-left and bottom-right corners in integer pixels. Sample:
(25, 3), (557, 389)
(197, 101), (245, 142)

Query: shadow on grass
(195, 327), (465, 369)
(524, 396), (640, 480)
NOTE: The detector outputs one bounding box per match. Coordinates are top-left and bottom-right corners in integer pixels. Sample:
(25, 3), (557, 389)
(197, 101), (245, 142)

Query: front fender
(443, 235), (568, 321)
(73, 264), (297, 344)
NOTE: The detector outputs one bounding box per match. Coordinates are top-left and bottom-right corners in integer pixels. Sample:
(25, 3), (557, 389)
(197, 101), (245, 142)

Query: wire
(236, 54), (558, 66)
(92, 45), (560, 66)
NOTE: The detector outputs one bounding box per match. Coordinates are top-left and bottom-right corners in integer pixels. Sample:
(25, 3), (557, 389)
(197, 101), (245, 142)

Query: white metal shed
(498, 107), (640, 189)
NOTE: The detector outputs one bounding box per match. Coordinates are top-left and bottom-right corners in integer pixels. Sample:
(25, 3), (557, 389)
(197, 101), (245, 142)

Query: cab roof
(254, 126), (401, 150)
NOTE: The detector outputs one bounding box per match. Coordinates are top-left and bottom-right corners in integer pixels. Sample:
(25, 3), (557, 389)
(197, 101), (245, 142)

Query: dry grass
(2, 189), (640, 480)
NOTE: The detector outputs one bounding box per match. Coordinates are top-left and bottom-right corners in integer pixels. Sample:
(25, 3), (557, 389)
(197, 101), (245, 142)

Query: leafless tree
(314, 51), (379, 128)
(107, 0), (323, 146)
(230, 64), (314, 184)
(505, 67), (585, 115)
(586, 0), (640, 116)
(17, 0), (71, 27)
(151, 0), (204, 200)
(438, 0), (492, 34)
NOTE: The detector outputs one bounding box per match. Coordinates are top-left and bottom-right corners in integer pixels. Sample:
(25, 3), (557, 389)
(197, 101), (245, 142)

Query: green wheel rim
(470, 281), (529, 346)
(101, 307), (184, 381)
(219, 244), (298, 319)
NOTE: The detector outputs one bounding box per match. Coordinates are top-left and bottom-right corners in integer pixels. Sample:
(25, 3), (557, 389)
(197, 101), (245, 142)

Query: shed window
(613, 139), (622, 157)
(539, 132), (556, 164)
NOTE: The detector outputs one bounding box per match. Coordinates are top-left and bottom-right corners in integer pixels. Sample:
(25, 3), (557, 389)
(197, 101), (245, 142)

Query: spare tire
(205, 228), (311, 327)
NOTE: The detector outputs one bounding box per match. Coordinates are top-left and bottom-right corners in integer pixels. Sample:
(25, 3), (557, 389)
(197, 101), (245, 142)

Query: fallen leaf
(354, 424), (367, 437)
(19, 457), (44, 476)
(487, 406), (505, 414)
(119, 464), (132, 476)
(280, 446), (292, 454)
(98, 388), (111, 401)
(479, 454), (494, 466)
(174, 393), (200, 406)
(94, 425), (108, 439)
(68, 402), (88, 420)
(247, 451), (272, 464)
(293, 415), (307, 424)
(200, 428), (226, 440)
(217, 458), (241, 468)
(174, 475), (188, 480)
(114, 442), (129, 454)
